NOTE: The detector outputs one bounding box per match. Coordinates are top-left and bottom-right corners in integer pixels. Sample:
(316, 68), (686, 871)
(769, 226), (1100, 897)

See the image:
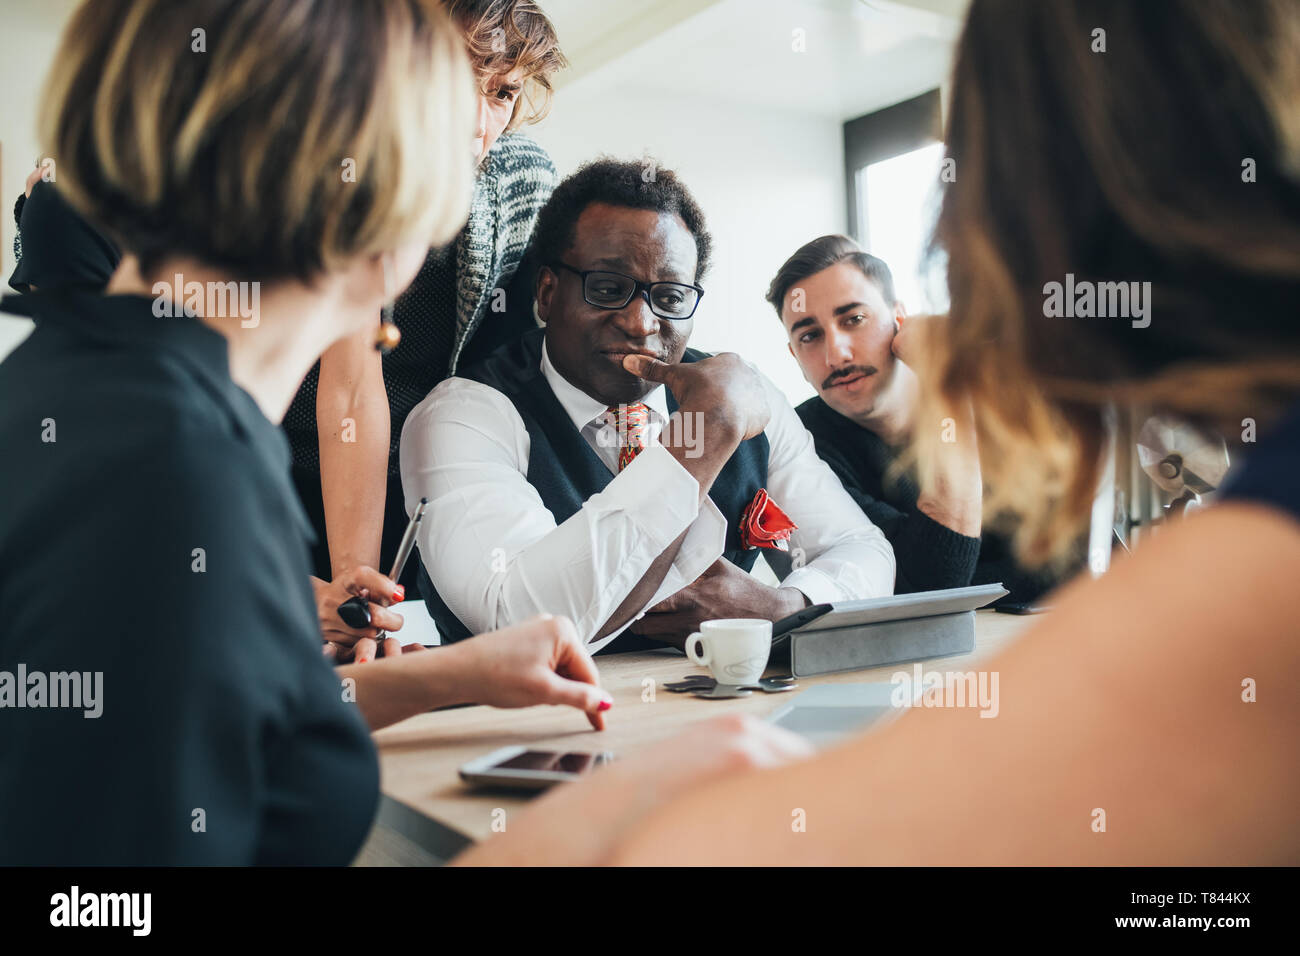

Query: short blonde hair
(40, 0), (477, 281)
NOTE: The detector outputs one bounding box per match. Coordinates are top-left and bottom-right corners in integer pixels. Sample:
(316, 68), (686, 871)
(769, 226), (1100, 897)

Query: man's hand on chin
(628, 559), (808, 645)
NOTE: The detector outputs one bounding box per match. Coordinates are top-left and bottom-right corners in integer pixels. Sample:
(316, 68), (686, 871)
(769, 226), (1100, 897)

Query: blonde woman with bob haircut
(0, 0), (612, 865)
(455, 0), (1300, 866)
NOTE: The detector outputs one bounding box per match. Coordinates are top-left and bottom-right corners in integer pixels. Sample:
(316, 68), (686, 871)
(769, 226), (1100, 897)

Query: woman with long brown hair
(458, 0), (1300, 865)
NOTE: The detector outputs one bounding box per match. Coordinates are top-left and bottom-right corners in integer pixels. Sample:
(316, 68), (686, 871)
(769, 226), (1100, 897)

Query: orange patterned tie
(606, 403), (650, 471)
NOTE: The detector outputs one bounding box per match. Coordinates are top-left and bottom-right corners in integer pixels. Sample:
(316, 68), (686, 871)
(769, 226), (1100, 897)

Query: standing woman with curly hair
(287, 0), (569, 660)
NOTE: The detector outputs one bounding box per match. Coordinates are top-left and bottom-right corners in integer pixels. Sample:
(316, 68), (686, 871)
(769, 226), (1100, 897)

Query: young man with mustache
(400, 163), (895, 652)
(772, 235), (1065, 600)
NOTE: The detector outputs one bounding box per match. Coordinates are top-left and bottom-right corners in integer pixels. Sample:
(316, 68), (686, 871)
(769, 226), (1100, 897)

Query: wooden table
(356, 609), (1032, 864)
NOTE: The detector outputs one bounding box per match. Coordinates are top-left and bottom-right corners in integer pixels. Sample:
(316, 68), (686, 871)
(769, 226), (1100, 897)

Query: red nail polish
(392, 585), (405, 603)
(598, 699), (612, 712)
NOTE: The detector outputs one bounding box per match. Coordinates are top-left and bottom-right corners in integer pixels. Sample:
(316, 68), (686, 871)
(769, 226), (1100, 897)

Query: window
(843, 89), (946, 314)
(858, 142), (946, 314)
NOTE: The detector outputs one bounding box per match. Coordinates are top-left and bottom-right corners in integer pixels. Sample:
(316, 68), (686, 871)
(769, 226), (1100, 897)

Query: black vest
(418, 328), (770, 648)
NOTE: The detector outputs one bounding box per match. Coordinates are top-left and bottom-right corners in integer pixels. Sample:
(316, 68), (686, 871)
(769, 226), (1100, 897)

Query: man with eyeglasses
(400, 160), (895, 652)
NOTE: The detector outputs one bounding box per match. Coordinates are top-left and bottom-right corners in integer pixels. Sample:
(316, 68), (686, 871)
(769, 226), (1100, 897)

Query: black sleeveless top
(418, 329), (771, 648)
(0, 291), (378, 865)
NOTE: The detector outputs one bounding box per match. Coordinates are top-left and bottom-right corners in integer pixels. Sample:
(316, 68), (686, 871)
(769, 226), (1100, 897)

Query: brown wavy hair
(443, 0), (567, 130)
(919, 0), (1300, 565)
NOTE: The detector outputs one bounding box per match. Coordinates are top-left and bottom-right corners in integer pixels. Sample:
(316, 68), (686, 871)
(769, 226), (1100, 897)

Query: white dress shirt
(399, 340), (896, 653)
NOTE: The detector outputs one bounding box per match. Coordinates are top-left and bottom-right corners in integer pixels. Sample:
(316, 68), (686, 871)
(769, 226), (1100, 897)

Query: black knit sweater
(282, 131), (557, 476)
(796, 396), (1065, 603)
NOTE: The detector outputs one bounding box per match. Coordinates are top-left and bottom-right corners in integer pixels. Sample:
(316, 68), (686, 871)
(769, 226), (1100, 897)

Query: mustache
(821, 365), (877, 390)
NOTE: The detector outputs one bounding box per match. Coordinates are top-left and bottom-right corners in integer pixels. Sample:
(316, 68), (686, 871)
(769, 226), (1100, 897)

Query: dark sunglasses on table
(551, 262), (704, 320)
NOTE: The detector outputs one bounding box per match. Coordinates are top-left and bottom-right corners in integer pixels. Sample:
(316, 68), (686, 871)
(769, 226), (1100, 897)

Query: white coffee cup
(684, 618), (772, 686)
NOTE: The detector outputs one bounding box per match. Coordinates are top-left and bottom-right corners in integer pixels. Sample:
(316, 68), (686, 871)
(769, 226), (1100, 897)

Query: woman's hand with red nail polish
(450, 614), (612, 730)
(311, 566), (404, 652)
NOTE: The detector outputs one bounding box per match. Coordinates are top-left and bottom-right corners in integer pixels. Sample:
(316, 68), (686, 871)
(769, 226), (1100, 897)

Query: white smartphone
(458, 745), (614, 791)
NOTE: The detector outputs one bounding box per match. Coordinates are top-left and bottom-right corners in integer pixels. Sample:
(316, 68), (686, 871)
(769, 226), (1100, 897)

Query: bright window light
(857, 141), (948, 314)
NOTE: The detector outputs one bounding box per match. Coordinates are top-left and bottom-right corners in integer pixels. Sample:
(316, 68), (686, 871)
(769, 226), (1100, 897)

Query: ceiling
(541, 0), (970, 121)
(2, 0), (969, 124)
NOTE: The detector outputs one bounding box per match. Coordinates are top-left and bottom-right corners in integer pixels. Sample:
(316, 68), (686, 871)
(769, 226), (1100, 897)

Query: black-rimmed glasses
(552, 262), (704, 320)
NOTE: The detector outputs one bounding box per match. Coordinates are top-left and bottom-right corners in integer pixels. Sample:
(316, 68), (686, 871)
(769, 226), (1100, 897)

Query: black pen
(337, 498), (427, 631)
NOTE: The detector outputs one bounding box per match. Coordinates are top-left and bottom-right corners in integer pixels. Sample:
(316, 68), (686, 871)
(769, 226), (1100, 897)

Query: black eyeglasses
(551, 262), (704, 320)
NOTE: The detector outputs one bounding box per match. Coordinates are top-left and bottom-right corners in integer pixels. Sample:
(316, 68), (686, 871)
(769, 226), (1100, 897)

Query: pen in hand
(336, 498), (427, 650)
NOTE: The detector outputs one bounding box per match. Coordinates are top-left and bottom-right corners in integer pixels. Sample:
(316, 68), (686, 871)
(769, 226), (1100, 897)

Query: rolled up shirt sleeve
(400, 379), (725, 650)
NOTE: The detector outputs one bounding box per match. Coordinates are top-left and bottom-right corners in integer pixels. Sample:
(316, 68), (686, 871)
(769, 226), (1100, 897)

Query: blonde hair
(920, 0), (1300, 567)
(39, 0), (477, 281)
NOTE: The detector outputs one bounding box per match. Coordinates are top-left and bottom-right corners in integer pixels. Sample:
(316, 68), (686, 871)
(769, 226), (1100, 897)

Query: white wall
(0, 1), (79, 359)
(532, 90), (844, 406)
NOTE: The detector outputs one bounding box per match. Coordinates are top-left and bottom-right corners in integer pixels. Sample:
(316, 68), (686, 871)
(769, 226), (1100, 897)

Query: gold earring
(374, 255), (401, 353)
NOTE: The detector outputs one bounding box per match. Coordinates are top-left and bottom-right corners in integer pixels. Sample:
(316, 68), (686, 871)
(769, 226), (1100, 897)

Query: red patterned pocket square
(738, 488), (798, 551)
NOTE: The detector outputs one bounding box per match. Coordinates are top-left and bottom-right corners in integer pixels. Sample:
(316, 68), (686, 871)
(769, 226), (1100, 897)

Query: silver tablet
(765, 683), (911, 747)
